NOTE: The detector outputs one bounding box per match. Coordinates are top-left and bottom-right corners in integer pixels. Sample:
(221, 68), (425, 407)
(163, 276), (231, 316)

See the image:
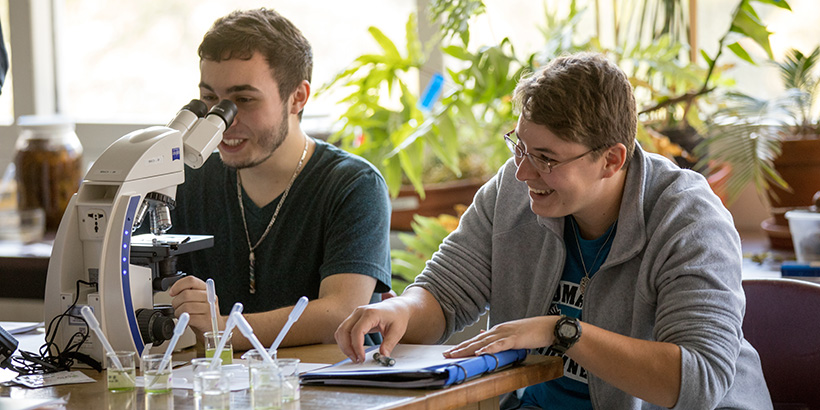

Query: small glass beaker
(246, 350), (282, 410)
(198, 370), (230, 410)
(277, 358), (300, 402)
(142, 353), (173, 394)
(204, 331), (233, 365)
(144, 389), (174, 410)
(105, 351), (136, 392)
(105, 388), (135, 410)
(192, 357), (222, 398)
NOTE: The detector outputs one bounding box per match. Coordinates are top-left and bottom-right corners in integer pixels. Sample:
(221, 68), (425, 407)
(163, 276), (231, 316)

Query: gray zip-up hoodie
(411, 145), (772, 409)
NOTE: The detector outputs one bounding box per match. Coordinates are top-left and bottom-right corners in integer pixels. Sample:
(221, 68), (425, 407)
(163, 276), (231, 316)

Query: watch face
(558, 322), (577, 338)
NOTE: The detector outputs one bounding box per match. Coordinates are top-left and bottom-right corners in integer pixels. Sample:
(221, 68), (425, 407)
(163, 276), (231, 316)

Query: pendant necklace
(237, 137), (309, 294)
(570, 217), (617, 296)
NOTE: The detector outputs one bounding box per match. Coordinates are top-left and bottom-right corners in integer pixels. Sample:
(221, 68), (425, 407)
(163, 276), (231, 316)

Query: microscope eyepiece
(207, 100), (238, 129)
(182, 99), (208, 118)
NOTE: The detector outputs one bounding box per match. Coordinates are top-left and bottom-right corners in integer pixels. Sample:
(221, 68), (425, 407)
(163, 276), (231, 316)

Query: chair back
(742, 278), (820, 410)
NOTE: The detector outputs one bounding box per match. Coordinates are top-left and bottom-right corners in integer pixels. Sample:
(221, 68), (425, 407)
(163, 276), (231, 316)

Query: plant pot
(762, 137), (820, 250)
(390, 178), (487, 231)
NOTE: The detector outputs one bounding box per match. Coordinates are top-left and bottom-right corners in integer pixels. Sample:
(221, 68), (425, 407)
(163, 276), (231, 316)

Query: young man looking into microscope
(166, 8), (392, 350)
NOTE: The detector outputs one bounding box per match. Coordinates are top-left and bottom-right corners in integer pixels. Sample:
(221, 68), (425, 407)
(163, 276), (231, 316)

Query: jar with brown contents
(14, 117), (83, 232)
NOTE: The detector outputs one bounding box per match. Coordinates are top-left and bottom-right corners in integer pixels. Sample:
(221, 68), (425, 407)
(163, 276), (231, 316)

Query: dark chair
(742, 278), (820, 410)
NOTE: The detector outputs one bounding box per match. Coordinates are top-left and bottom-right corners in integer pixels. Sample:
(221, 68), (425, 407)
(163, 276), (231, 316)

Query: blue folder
(300, 348), (528, 389)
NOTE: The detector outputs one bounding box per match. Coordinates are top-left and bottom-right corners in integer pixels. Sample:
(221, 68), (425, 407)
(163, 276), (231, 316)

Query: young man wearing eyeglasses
(336, 52), (771, 409)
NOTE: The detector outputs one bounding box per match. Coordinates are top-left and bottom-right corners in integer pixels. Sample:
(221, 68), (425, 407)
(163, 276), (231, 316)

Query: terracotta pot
(762, 137), (820, 250)
(390, 178), (487, 231)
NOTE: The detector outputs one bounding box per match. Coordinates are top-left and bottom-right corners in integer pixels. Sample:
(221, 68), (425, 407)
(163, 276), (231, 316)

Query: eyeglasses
(503, 129), (606, 174)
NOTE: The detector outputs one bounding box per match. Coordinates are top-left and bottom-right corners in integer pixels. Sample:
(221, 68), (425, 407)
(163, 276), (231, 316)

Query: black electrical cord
(9, 280), (101, 375)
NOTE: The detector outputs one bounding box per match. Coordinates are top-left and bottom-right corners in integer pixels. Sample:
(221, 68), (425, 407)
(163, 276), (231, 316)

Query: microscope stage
(130, 234), (214, 258)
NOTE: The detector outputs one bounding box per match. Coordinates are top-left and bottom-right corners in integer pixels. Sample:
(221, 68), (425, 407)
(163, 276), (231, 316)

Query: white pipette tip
(206, 278), (219, 338)
(206, 279), (216, 303)
(230, 302), (244, 316)
(80, 306), (133, 383)
(230, 311), (275, 366)
(268, 296), (308, 355)
(79, 305), (98, 328)
(80, 306), (116, 360)
(291, 296), (309, 319)
(216, 302), (243, 347)
(148, 313), (189, 387)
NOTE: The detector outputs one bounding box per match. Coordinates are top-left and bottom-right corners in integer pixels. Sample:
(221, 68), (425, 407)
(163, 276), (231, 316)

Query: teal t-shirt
(167, 140), (392, 314)
(521, 216), (616, 409)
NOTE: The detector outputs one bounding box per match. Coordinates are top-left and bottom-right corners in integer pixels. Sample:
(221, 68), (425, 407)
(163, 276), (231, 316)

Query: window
(466, 0), (819, 99)
(58, 0), (415, 123)
(1, 0), (818, 161)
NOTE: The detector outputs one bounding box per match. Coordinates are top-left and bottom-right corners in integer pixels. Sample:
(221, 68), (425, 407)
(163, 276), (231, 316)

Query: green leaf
(434, 112), (462, 174)
(441, 45), (473, 61)
(727, 42), (755, 65)
(700, 49), (715, 66)
(368, 27), (402, 61)
(748, 0), (791, 10)
(730, 3), (774, 59)
(396, 136), (426, 198)
(383, 158), (403, 198)
(405, 14), (423, 64)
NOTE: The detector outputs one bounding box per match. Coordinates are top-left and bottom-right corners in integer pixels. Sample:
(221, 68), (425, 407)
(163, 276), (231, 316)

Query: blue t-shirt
(166, 140), (392, 314)
(521, 216), (616, 409)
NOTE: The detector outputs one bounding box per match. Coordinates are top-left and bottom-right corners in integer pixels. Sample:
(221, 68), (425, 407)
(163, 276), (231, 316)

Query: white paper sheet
(306, 344), (462, 373)
(0, 321), (42, 335)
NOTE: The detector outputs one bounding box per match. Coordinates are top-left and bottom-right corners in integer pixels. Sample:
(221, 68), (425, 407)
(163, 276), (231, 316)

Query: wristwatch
(552, 315), (582, 354)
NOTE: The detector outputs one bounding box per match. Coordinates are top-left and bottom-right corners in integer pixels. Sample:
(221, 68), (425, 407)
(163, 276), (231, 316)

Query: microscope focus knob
(136, 309), (175, 345)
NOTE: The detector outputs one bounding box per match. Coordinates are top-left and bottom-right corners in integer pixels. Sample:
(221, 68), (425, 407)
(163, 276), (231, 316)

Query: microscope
(43, 99), (236, 369)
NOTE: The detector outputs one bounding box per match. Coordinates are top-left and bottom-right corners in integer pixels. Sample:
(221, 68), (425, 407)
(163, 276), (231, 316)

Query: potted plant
(696, 46), (820, 249)
(319, 0), (789, 232)
(317, 7), (524, 230)
(626, 0), (793, 167)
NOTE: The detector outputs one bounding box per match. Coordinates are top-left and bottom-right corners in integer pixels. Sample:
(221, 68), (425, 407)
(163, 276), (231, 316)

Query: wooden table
(1, 343), (562, 410)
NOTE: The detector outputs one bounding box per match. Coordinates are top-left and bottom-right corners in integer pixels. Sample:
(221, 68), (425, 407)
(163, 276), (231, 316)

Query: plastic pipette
(230, 311), (276, 366)
(140, 342), (152, 370)
(79, 306), (134, 383)
(206, 278), (219, 339)
(208, 302), (243, 370)
(268, 296), (308, 356)
(146, 312), (189, 388)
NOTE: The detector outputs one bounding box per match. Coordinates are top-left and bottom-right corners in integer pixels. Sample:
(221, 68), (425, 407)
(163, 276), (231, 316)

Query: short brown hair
(513, 52), (636, 164)
(199, 8), (313, 103)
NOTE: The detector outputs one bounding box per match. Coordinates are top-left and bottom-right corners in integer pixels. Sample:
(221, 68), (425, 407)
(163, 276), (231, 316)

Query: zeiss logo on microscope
(172, 147), (181, 161)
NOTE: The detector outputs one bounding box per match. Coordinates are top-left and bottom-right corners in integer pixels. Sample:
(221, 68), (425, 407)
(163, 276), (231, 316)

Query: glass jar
(14, 116), (83, 232)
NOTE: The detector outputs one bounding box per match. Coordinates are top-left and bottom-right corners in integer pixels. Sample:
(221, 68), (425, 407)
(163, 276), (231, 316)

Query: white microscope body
(43, 100), (236, 368)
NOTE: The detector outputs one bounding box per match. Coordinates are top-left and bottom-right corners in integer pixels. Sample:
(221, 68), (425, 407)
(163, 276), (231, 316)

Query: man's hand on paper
(336, 287), (446, 364)
(335, 296), (412, 363)
(443, 316), (560, 358)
